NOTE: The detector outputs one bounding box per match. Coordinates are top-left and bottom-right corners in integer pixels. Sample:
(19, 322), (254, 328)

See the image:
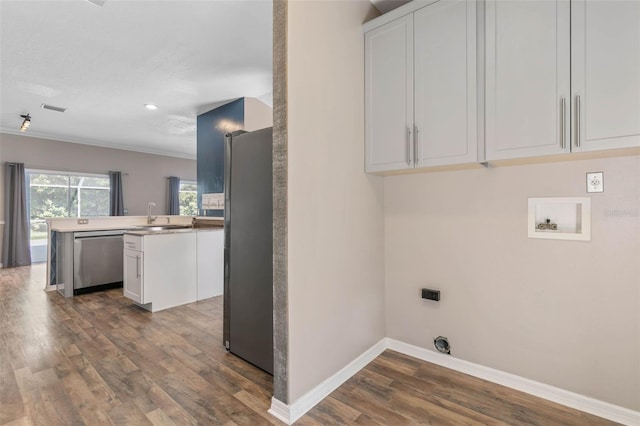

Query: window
(27, 170), (110, 262)
(179, 181), (197, 216)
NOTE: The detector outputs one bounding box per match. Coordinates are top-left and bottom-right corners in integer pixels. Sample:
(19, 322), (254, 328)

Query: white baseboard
(267, 397), (290, 424)
(269, 338), (387, 425)
(269, 337), (640, 426)
(386, 338), (640, 426)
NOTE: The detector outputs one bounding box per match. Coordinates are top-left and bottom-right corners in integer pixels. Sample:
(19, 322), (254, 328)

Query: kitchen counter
(124, 227), (221, 236)
(195, 216), (224, 222)
(123, 228), (223, 312)
(45, 216), (197, 293)
(48, 215), (195, 233)
(193, 216), (224, 229)
(50, 224), (137, 232)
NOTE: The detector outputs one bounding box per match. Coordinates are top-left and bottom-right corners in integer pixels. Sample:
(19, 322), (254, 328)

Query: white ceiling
(0, 0), (406, 160)
(0, 0), (273, 159)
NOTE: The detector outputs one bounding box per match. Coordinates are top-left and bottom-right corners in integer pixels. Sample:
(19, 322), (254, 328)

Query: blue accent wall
(196, 98), (245, 217)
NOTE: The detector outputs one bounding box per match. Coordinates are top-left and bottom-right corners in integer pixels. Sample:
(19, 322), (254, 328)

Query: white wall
(0, 133), (196, 262)
(385, 154), (640, 411)
(287, 0), (385, 402)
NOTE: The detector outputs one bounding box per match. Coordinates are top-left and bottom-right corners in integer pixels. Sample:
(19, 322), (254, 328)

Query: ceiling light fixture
(20, 114), (31, 132)
(145, 104), (158, 110)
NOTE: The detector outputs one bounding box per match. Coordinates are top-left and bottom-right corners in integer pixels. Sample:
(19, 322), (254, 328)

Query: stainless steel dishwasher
(73, 230), (124, 294)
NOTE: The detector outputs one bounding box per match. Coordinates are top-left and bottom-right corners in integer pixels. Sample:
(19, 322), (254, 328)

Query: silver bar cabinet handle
(136, 255), (140, 278)
(414, 125), (419, 166)
(560, 98), (566, 149)
(575, 95), (581, 148)
(406, 126), (412, 165)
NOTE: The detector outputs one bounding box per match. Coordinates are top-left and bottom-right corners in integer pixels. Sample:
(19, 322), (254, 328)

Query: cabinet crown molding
(363, 0), (439, 33)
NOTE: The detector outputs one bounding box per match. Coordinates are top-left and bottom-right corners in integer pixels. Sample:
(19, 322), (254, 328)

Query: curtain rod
(18, 165), (128, 176)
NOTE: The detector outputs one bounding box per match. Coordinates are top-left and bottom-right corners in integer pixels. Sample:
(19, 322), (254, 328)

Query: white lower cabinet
(123, 232), (198, 312)
(196, 229), (224, 300)
(123, 248), (144, 303)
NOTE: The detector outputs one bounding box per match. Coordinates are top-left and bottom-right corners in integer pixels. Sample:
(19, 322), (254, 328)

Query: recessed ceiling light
(145, 104), (158, 110)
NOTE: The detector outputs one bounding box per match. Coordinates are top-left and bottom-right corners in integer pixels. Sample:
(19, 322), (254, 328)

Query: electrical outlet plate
(421, 288), (440, 301)
(586, 172), (604, 193)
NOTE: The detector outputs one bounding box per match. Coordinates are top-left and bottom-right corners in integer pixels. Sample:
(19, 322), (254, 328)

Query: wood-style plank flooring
(1, 265), (617, 425)
(301, 350), (618, 425)
(0, 264), (278, 425)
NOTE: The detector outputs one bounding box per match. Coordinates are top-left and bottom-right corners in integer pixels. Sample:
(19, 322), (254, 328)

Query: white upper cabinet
(365, 0), (638, 170)
(485, 0), (571, 160)
(365, 15), (414, 172)
(413, 0), (477, 167)
(571, 0), (640, 152)
(364, 0), (478, 173)
(486, 0), (639, 160)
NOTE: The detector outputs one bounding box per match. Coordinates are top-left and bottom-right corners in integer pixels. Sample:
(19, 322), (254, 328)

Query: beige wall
(287, 0), (385, 401)
(384, 154), (640, 410)
(0, 133), (196, 262)
(244, 97), (274, 132)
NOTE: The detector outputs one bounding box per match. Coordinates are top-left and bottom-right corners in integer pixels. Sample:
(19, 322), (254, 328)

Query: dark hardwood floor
(1, 265), (617, 425)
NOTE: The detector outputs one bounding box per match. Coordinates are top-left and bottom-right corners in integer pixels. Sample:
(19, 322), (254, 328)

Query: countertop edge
(124, 228), (222, 236)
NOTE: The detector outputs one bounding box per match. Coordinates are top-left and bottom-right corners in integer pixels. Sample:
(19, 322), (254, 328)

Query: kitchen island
(123, 226), (223, 312)
(46, 216), (223, 308)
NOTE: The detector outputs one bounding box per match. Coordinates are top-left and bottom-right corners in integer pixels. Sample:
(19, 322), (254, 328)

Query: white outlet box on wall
(202, 193), (225, 210)
(528, 197), (591, 241)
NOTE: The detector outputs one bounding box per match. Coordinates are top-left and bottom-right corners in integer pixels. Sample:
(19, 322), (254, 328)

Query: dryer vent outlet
(434, 336), (451, 355)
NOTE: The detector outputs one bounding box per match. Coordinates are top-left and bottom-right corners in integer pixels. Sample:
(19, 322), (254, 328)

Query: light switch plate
(586, 172), (604, 193)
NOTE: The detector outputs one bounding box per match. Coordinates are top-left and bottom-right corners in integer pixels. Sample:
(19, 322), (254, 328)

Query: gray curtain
(168, 176), (180, 215)
(2, 162), (31, 267)
(109, 171), (124, 216)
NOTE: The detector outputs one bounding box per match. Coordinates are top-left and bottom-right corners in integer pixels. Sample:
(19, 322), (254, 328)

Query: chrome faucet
(147, 202), (157, 224)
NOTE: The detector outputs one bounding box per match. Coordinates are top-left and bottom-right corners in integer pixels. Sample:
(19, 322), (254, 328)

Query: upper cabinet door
(413, 0), (477, 167)
(485, 0), (571, 161)
(365, 15), (414, 173)
(571, 0), (640, 152)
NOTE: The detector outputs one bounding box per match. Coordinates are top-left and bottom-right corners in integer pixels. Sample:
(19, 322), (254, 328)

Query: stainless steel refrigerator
(223, 128), (273, 375)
